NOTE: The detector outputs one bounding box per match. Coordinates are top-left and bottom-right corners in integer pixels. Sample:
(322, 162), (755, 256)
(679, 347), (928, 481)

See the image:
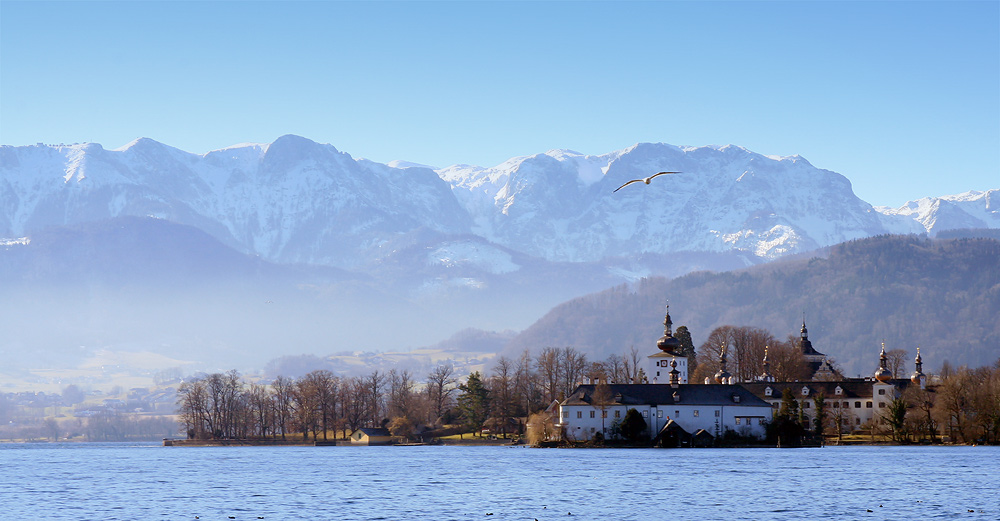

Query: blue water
(0, 444), (997, 520)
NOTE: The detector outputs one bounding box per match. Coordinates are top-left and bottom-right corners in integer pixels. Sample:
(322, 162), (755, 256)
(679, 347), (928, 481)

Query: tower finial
(874, 341), (892, 382)
(663, 302), (673, 336)
(911, 347), (926, 387)
(714, 343), (731, 384)
(760, 345), (774, 382)
(656, 300), (681, 354)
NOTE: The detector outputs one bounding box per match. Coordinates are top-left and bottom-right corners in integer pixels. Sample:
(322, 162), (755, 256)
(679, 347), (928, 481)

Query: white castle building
(557, 383), (773, 445)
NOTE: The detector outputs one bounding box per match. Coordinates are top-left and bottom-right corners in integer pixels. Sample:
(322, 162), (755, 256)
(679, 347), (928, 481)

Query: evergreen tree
(767, 388), (804, 447)
(812, 392), (827, 437)
(675, 325), (697, 379)
(620, 408), (648, 442)
(457, 371), (490, 436)
(883, 396), (908, 443)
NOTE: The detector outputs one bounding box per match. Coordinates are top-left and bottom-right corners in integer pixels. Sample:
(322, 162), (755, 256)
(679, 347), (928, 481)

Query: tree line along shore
(4, 326), (998, 445)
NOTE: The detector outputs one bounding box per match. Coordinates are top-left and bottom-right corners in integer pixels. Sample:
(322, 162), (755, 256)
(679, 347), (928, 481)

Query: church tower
(910, 348), (926, 389)
(647, 303), (688, 384)
(798, 318), (828, 379)
(874, 342), (893, 382)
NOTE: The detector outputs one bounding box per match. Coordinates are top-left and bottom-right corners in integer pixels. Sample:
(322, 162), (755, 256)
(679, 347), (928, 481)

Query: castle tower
(656, 303), (681, 354)
(910, 347), (926, 389)
(798, 318), (827, 379)
(874, 342), (893, 383)
(648, 302), (688, 384)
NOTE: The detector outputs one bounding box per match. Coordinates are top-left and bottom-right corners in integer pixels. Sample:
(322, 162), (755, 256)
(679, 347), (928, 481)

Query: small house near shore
(350, 428), (393, 445)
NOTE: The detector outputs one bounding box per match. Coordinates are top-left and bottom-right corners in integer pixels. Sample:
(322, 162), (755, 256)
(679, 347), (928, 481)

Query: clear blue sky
(2, 1), (997, 207)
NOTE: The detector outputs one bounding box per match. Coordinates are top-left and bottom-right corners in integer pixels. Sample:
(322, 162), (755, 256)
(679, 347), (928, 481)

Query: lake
(1, 444), (996, 520)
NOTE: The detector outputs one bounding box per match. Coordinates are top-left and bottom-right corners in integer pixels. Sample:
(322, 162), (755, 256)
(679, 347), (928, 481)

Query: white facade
(647, 353), (688, 384)
(557, 384), (772, 442)
(743, 380), (904, 433)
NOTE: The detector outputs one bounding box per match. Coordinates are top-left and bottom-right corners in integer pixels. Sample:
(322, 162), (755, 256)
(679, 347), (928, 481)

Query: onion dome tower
(714, 345), (732, 384)
(799, 320), (814, 353)
(911, 348), (926, 388)
(656, 303), (682, 355)
(874, 342), (893, 383)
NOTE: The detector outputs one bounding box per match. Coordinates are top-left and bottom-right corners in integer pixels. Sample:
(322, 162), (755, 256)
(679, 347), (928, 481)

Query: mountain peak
(113, 137), (163, 152)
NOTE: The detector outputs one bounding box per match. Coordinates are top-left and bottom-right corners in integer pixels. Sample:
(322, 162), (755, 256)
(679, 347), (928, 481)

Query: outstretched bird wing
(613, 179), (644, 193)
(612, 171), (681, 193)
(648, 171), (681, 181)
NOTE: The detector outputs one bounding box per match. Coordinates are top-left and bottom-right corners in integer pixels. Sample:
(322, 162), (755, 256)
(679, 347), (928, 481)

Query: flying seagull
(613, 171), (680, 193)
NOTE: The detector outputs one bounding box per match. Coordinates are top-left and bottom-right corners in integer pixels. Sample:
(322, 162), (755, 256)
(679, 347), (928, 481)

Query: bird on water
(613, 171), (681, 193)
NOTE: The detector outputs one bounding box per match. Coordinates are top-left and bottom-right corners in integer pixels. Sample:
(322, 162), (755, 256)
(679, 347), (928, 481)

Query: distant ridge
(502, 235), (1000, 377)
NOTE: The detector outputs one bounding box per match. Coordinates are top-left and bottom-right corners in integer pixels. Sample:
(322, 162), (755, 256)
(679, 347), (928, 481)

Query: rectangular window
(879, 402), (886, 408)
(614, 410), (620, 419)
(833, 402), (839, 408)
(590, 411), (595, 418)
(642, 410), (648, 418)
(803, 401), (810, 408)
(843, 402), (849, 409)
(602, 411), (607, 419)
(866, 401), (873, 408)
(878, 389), (886, 395)
(577, 411), (582, 419)
(693, 410), (699, 417)
(657, 410), (663, 418)
(715, 410), (721, 417)
(855, 401), (862, 408)
(736, 417), (741, 425)
(675, 410), (680, 417)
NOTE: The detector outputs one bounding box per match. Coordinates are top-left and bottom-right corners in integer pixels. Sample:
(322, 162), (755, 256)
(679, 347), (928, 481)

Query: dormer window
(801, 386), (810, 396)
(732, 394), (741, 403)
(764, 386), (773, 397)
(835, 386), (843, 395)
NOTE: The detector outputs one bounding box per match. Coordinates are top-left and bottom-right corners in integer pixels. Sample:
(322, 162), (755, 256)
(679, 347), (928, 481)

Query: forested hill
(503, 235), (1000, 377)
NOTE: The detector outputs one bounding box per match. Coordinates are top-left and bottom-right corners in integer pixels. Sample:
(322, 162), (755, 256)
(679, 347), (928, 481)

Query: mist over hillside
(504, 235), (1000, 377)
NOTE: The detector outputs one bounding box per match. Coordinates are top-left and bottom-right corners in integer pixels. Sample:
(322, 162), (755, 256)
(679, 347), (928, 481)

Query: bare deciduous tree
(426, 364), (457, 424)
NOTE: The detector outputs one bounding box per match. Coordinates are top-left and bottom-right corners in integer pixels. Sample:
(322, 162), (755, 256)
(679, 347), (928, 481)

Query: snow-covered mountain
(0, 135), (470, 269)
(876, 189), (999, 234)
(439, 143), (925, 262)
(2, 135), (995, 275)
(2, 135), (997, 376)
